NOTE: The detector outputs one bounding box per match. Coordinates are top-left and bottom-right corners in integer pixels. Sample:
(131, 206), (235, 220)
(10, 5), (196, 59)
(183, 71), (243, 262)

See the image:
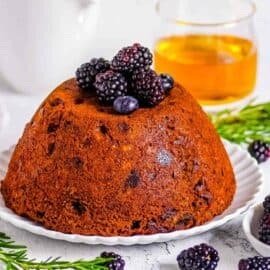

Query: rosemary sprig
(0, 232), (112, 270)
(210, 101), (270, 144)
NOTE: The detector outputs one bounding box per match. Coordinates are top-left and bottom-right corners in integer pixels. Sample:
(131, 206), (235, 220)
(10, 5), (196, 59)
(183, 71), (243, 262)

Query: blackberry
(263, 195), (270, 214)
(160, 73), (174, 94)
(100, 252), (125, 270)
(111, 43), (153, 73)
(94, 70), (128, 104)
(239, 256), (270, 270)
(113, 96), (139, 114)
(248, 140), (270, 163)
(132, 69), (166, 107)
(177, 243), (219, 270)
(259, 213), (270, 245)
(75, 58), (110, 91)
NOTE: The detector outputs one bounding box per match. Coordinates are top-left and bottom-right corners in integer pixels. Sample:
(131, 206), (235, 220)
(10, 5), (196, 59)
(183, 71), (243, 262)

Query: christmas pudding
(0, 44), (236, 236)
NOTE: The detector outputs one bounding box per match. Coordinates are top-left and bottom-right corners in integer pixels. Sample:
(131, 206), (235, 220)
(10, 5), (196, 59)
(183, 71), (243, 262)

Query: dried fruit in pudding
(113, 96), (139, 114)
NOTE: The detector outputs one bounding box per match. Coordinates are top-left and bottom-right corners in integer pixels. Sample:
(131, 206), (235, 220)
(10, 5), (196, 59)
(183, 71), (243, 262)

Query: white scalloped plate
(0, 141), (263, 245)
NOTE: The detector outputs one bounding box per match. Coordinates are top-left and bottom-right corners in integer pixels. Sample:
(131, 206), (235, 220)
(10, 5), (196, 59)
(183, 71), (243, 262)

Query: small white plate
(0, 141), (263, 245)
(243, 204), (270, 256)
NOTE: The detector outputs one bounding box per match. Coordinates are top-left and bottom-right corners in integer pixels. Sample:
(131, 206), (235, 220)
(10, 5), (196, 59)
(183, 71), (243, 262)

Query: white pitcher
(0, 0), (100, 94)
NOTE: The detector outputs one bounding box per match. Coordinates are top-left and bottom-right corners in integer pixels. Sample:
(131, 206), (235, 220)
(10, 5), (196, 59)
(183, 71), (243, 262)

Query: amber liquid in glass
(154, 35), (257, 105)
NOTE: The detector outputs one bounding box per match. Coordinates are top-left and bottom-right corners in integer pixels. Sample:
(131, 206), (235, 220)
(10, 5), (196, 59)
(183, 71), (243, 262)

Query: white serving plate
(0, 141), (263, 246)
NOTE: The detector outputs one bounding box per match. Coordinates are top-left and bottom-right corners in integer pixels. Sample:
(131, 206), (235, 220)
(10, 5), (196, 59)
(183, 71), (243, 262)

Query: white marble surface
(0, 0), (270, 269)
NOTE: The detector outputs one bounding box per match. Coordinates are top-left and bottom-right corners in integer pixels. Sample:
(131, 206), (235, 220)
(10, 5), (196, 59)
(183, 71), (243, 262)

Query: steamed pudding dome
(0, 78), (236, 236)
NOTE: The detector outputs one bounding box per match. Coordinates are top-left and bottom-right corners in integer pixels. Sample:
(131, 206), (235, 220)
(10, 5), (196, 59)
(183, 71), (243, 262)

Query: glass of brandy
(154, 0), (257, 106)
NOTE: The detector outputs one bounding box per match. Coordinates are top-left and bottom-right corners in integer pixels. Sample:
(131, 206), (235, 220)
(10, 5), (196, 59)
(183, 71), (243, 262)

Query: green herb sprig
(210, 101), (270, 144)
(0, 232), (112, 270)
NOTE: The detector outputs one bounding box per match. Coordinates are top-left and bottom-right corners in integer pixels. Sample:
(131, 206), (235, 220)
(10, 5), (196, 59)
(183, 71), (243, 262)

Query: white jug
(0, 0), (100, 94)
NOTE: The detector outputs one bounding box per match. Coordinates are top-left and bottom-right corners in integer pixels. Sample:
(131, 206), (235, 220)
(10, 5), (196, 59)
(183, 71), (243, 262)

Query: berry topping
(75, 58), (110, 91)
(160, 73), (174, 93)
(75, 44), (175, 112)
(132, 69), (166, 107)
(239, 256), (270, 270)
(94, 70), (128, 104)
(263, 195), (270, 214)
(259, 213), (270, 245)
(100, 252), (125, 270)
(111, 43), (153, 73)
(248, 140), (270, 163)
(113, 96), (139, 114)
(177, 243), (219, 270)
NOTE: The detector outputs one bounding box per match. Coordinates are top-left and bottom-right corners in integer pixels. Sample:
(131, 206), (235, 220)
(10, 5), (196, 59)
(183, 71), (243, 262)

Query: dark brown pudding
(1, 79), (236, 236)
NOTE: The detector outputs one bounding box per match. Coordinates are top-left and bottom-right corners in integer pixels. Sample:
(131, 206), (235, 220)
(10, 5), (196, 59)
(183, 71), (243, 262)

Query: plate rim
(0, 140), (264, 245)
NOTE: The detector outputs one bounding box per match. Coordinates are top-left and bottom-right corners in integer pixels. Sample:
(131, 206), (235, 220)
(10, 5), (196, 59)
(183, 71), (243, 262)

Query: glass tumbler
(154, 0), (257, 106)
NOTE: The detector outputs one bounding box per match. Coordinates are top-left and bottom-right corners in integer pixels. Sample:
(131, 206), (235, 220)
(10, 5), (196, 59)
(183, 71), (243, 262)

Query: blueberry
(160, 73), (174, 93)
(113, 96), (139, 114)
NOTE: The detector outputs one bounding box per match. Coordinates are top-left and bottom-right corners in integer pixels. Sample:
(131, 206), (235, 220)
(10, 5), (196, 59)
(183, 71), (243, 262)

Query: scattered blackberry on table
(75, 58), (110, 91)
(100, 252), (125, 270)
(113, 96), (139, 114)
(259, 213), (270, 245)
(248, 140), (270, 163)
(160, 73), (174, 94)
(94, 70), (128, 104)
(263, 195), (270, 214)
(132, 69), (166, 107)
(177, 243), (219, 270)
(111, 43), (153, 73)
(239, 256), (270, 270)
